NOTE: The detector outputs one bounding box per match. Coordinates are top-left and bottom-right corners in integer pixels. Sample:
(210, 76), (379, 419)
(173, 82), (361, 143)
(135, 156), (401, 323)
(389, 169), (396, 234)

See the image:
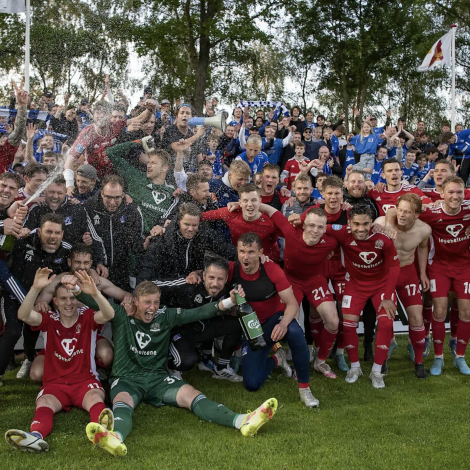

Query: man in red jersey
(328, 204), (400, 388)
(388, 176), (470, 376)
(65, 99), (157, 182)
(227, 232), (318, 408)
(259, 164), (291, 210)
(258, 203), (341, 379)
(367, 158), (432, 216)
(5, 269), (122, 454)
(202, 183), (282, 262)
(375, 194), (431, 379)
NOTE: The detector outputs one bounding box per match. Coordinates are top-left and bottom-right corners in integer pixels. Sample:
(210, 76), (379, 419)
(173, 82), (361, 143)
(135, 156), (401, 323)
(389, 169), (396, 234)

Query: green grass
(1, 337), (469, 470)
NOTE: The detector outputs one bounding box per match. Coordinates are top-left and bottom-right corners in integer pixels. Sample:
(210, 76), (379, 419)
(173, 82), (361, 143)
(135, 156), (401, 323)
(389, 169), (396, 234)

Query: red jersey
(32, 307), (100, 385)
(327, 225), (400, 298)
(419, 201), (470, 266)
(260, 192), (290, 206)
(228, 260), (291, 323)
(201, 207), (282, 262)
(367, 184), (432, 216)
(281, 157), (311, 190)
(270, 211), (338, 282)
(69, 120), (127, 178)
(421, 187), (470, 202)
(0, 139), (18, 174)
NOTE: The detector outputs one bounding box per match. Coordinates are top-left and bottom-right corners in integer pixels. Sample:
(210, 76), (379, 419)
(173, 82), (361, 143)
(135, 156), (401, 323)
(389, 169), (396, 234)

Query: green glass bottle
(0, 234), (15, 252)
(234, 288), (266, 351)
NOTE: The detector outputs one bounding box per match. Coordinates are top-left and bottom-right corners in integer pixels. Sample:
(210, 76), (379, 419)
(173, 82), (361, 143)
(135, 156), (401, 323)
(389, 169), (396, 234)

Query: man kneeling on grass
(62, 272), (277, 457)
(5, 268), (116, 453)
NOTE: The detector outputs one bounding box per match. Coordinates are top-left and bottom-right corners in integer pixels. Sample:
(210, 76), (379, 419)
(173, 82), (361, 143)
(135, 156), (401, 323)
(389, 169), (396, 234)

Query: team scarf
(237, 100), (290, 118)
(33, 129), (68, 154)
(0, 107), (49, 123)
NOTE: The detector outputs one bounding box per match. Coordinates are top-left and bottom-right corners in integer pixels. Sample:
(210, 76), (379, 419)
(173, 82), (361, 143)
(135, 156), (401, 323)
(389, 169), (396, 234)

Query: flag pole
(451, 24), (456, 133)
(24, 0), (30, 92)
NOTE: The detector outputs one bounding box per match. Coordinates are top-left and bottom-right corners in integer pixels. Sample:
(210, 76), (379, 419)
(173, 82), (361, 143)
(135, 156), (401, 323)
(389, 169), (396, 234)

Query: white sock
(316, 358), (325, 364)
(351, 361), (360, 369)
(234, 414), (248, 429)
(435, 355), (443, 359)
(336, 348), (344, 355)
(372, 363), (382, 373)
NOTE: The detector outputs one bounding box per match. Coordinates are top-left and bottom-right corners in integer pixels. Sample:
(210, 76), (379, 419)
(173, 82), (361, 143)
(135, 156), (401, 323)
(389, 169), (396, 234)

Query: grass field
(1, 336), (469, 470)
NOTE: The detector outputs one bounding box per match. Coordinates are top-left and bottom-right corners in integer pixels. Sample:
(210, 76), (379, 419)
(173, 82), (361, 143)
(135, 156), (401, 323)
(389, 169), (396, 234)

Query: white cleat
(212, 366), (243, 382)
(274, 349), (292, 378)
(16, 359), (33, 379)
(299, 387), (319, 408)
(345, 367), (363, 384)
(5, 430), (49, 453)
(369, 371), (386, 389)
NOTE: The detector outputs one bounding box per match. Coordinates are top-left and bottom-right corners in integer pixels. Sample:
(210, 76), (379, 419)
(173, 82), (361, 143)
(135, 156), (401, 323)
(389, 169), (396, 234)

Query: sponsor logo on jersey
(375, 240), (384, 249)
(382, 204), (396, 213)
(130, 319), (135, 324)
(76, 323), (81, 334)
(65, 216), (72, 225)
(54, 258), (63, 264)
(94, 214), (100, 225)
(25, 249), (34, 261)
(61, 338), (78, 356)
(194, 294), (203, 304)
(151, 190), (167, 206)
(446, 224), (464, 238)
(176, 308), (181, 315)
(150, 322), (161, 332)
(75, 143), (85, 154)
(135, 331), (151, 349)
(376, 196), (381, 201)
(320, 239), (325, 243)
(350, 240), (357, 246)
(332, 224), (342, 231)
(359, 252), (377, 265)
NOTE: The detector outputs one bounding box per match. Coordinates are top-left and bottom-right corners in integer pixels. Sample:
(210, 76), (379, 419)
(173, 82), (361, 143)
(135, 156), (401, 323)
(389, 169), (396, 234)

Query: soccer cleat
(299, 388), (319, 408)
(453, 357), (470, 375)
(16, 359), (33, 379)
(313, 359), (337, 379)
(229, 355), (242, 374)
(345, 367), (363, 384)
(387, 340), (398, 360)
(308, 344), (315, 363)
(5, 429), (49, 453)
(197, 358), (216, 373)
(415, 363), (427, 379)
(407, 343), (415, 363)
(449, 338), (457, 358)
(286, 347), (293, 361)
(363, 342), (374, 362)
(430, 358), (444, 376)
(273, 349), (292, 378)
(213, 366), (243, 382)
(239, 398), (277, 437)
(86, 423), (127, 457)
(98, 408), (114, 431)
(369, 371), (385, 389)
(334, 353), (349, 372)
(423, 337), (431, 357)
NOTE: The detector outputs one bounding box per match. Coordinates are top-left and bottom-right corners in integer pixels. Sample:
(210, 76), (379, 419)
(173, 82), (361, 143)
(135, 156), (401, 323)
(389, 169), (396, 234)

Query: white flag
(0, 0), (25, 14)
(417, 30), (452, 72)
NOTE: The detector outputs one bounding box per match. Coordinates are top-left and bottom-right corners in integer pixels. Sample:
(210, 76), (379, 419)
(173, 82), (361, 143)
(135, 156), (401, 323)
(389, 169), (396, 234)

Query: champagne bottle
(0, 234), (15, 252)
(234, 287), (266, 351)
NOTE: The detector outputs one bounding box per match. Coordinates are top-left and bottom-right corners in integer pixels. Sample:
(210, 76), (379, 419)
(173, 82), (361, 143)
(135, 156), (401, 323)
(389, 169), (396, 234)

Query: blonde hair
(229, 160), (251, 177)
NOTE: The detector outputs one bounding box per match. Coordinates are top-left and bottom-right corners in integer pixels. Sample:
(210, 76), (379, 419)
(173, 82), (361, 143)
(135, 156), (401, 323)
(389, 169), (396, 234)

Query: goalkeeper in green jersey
(61, 271), (277, 457)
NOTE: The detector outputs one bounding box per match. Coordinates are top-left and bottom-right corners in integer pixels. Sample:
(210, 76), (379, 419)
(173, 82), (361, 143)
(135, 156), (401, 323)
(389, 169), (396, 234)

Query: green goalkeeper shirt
(76, 292), (223, 379)
(106, 141), (178, 235)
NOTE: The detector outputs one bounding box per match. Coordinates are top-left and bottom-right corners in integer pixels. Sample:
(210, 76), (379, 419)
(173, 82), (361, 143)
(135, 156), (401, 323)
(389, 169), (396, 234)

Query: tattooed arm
(8, 79), (29, 147)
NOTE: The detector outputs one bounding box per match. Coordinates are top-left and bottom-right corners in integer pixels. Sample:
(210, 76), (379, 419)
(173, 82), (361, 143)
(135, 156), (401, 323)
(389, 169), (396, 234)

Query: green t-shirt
(107, 142), (178, 234)
(76, 292), (222, 378)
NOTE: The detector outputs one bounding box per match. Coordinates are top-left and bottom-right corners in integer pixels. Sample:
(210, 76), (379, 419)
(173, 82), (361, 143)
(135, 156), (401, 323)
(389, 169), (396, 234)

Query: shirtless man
(376, 193), (431, 378)
(30, 243), (132, 383)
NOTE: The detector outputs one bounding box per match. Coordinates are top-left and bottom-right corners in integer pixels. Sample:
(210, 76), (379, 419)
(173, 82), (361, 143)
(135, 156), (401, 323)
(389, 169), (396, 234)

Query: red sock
(337, 321), (344, 349)
(423, 307), (432, 336)
(298, 382), (309, 389)
(409, 324), (425, 364)
(450, 307), (460, 338)
(317, 328), (338, 361)
(456, 318), (470, 356)
(374, 315), (393, 366)
(89, 402), (106, 423)
(30, 407), (54, 438)
(342, 320), (359, 363)
(432, 315), (446, 356)
(309, 317), (324, 350)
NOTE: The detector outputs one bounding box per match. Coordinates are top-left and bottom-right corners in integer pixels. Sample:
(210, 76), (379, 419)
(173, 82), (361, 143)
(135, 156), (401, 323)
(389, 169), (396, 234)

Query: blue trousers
(241, 311), (309, 391)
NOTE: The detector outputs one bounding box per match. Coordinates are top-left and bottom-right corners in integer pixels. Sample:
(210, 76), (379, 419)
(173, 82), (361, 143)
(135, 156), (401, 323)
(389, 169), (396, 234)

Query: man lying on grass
(5, 268), (116, 454)
(60, 271), (277, 457)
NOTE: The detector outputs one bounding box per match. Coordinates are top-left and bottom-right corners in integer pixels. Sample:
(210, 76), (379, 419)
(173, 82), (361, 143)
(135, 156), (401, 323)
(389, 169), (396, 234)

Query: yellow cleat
(98, 408), (114, 431)
(240, 398), (278, 437)
(86, 422), (127, 457)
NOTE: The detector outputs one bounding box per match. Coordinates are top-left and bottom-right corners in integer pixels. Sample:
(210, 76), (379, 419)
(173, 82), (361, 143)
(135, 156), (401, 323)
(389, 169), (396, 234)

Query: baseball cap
(77, 164), (97, 180)
(161, 99), (170, 105)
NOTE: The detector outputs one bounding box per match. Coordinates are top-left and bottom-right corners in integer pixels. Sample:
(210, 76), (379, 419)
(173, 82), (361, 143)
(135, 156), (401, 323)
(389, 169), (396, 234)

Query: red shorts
(289, 275), (334, 309)
(322, 258), (347, 301)
(36, 378), (104, 412)
(428, 262), (470, 300)
(341, 280), (397, 318)
(396, 264), (423, 309)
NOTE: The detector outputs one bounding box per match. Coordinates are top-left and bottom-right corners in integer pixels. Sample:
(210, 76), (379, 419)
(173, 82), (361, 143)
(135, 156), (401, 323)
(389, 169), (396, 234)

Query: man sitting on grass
(5, 268), (117, 454)
(62, 272), (277, 457)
